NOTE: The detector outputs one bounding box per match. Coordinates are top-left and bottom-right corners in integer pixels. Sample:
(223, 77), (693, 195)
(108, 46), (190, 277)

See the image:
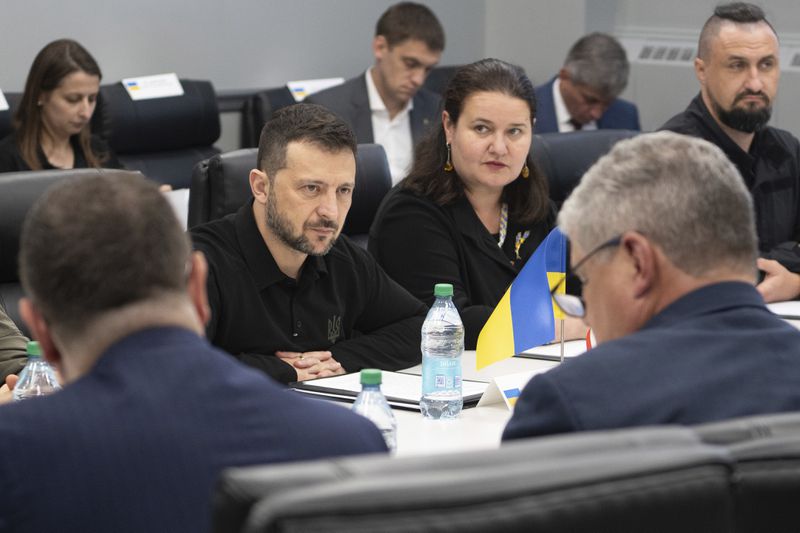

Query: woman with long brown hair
(0, 39), (120, 172)
(369, 58), (581, 349)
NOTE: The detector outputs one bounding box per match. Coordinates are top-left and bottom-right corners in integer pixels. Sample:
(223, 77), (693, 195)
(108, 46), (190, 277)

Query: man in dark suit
(0, 172), (386, 533)
(503, 132), (800, 441)
(534, 33), (640, 134)
(308, 2), (444, 183)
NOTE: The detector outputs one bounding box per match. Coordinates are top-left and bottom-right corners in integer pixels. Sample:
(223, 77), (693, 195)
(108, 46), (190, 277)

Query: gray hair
(558, 131), (757, 277)
(564, 32), (630, 99)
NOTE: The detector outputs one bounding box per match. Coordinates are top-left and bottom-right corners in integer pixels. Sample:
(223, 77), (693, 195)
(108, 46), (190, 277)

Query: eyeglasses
(550, 235), (622, 318)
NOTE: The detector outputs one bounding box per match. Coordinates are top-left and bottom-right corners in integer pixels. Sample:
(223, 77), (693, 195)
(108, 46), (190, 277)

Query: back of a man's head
(20, 173), (190, 339)
(375, 2), (445, 52)
(559, 131), (757, 277)
(257, 103), (357, 178)
(564, 32), (630, 99)
(698, 2), (775, 60)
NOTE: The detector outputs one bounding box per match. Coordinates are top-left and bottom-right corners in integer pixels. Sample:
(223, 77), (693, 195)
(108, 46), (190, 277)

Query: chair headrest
(0, 168), (145, 282)
(93, 79), (220, 154)
(532, 130), (639, 205)
(189, 144), (391, 237)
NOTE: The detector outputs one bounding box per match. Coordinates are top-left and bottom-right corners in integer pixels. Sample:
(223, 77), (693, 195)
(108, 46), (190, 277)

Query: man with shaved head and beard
(661, 2), (800, 303)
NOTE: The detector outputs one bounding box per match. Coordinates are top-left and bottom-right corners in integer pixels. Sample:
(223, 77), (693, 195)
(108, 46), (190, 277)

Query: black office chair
(531, 130), (640, 208)
(694, 412), (800, 533)
(213, 425), (734, 533)
(0, 168), (144, 335)
(91, 79), (221, 188)
(240, 86), (297, 148)
(188, 144), (390, 248)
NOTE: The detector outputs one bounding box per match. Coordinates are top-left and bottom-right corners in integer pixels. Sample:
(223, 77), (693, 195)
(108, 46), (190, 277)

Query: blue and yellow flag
(476, 227), (567, 369)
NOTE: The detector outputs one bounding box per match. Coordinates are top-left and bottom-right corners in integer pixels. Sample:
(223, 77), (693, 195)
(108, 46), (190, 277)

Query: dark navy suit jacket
(0, 327), (386, 533)
(307, 73), (441, 144)
(503, 282), (800, 440)
(533, 77), (641, 134)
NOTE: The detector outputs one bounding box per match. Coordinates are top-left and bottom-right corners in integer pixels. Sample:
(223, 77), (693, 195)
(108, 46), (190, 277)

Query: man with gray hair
(661, 2), (800, 303)
(534, 32), (640, 133)
(503, 132), (800, 440)
(0, 173), (386, 532)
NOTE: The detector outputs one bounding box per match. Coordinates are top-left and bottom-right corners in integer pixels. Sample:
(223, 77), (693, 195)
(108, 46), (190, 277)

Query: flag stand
(559, 319), (565, 363)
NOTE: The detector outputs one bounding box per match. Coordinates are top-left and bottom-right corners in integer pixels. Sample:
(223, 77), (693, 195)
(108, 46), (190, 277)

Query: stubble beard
(266, 188), (338, 257)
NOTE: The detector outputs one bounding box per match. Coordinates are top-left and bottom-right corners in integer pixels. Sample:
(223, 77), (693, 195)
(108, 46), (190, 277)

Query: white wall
(0, 0), (484, 92)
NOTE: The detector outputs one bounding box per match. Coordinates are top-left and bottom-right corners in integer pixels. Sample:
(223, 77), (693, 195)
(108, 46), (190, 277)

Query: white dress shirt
(366, 69), (414, 184)
(552, 78), (597, 133)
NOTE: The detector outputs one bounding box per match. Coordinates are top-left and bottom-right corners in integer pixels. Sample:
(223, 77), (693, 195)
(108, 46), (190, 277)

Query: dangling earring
(521, 164), (529, 178)
(444, 143), (454, 172)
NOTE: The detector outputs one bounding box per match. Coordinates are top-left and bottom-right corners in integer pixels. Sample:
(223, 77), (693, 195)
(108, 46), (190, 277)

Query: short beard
(711, 92), (772, 133)
(266, 187), (337, 256)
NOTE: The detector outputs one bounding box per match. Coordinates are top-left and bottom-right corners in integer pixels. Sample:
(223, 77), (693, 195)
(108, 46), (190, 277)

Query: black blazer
(369, 186), (555, 349)
(308, 73), (441, 144)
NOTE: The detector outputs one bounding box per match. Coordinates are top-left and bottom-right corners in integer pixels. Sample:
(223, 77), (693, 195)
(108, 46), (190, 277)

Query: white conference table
(392, 341), (586, 457)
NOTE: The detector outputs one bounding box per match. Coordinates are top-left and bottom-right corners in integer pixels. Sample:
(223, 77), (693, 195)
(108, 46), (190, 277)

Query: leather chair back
(91, 79), (221, 188)
(0, 168), (144, 334)
(695, 412), (800, 533)
(213, 425), (734, 533)
(240, 86), (296, 148)
(188, 144), (391, 248)
(531, 130), (640, 207)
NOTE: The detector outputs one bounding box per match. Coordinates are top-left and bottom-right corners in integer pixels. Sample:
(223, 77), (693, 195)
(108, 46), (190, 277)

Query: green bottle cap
(26, 341), (41, 357)
(434, 283), (454, 297)
(360, 368), (382, 386)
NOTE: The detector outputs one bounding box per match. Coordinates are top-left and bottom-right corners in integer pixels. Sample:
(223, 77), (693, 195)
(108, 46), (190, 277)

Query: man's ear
(372, 35), (389, 62)
(187, 251), (211, 328)
(249, 169), (268, 205)
(19, 298), (62, 368)
(557, 68), (571, 83)
(694, 57), (707, 86)
(622, 233), (658, 299)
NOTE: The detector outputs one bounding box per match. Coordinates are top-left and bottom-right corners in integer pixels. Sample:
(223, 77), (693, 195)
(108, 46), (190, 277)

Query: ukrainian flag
(476, 227), (567, 369)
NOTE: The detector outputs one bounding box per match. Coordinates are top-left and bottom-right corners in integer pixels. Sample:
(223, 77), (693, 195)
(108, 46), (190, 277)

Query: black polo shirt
(190, 201), (428, 384)
(661, 94), (800, 271)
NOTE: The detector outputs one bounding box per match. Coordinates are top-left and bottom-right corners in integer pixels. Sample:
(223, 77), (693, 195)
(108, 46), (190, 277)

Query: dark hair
(19, 173), (191, 335)
(14, 39), (106, 170)
(375, 2), (445, 52)
(257, 104), (357, 177)
(402, 58), (550, 225)
(698, 3), (776, 59)
(564, 32), (630, 99)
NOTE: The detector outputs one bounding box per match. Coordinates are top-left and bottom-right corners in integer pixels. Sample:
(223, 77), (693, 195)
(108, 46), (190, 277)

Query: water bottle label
(422, 356), (462, 395)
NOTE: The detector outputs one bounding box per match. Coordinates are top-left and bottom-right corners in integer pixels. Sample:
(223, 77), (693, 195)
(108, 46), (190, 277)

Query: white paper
(286, 77), (344, 102)
(122, 73), (184, 101)
(162, 188), (189, 230)
(521, 339), (587, 358)
(0, 89), (8, 112)
(296, 371), (487, 404)
(767, 301), (800, 319)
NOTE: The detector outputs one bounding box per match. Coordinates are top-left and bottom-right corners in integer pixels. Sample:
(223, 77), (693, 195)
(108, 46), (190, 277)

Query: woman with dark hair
(369, 58), (579, 349)
(0, 39), (121, 172)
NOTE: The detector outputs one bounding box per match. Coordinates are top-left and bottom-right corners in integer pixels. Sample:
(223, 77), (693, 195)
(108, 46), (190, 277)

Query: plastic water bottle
(420, 283), (464, 419)
(13, 341), (61, 401)
(352, 369), (397, 452)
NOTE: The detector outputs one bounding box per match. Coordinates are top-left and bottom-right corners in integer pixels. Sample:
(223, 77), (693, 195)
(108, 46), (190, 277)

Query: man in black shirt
(661, 2), (800, 302)
(191, 104), (427, 384)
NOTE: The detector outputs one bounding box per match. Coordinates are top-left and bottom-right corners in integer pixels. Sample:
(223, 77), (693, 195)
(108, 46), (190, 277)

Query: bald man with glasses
(503, 132), (800, 441)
